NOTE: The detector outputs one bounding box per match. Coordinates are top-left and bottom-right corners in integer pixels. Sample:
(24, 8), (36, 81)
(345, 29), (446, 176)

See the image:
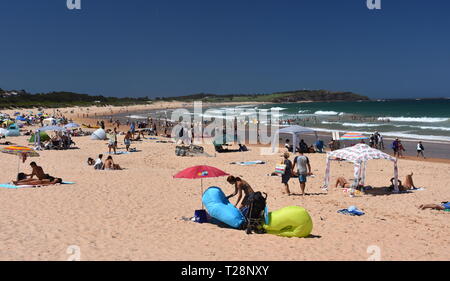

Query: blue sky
(1, 0), (449, 98)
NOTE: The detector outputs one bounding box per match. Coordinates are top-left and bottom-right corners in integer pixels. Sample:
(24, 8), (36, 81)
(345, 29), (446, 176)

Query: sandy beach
(0, 103), (449, 261)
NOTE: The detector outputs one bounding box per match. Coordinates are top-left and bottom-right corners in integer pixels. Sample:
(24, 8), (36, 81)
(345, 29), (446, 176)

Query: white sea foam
(125, 115), (147, 119)
(341, 122), (382, 127)
(308, 127), (450, 142)
(377, 117), (449, 123)
(298, 110), (310, 113)
(314, 111), (339, 115)
(414, 126), (450, 131)
(270, 107), (288, 111)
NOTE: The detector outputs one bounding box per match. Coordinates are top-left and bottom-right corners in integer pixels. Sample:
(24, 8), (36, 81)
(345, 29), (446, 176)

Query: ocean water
(208, 99), (450, 142)
(120, 99), (450, 142)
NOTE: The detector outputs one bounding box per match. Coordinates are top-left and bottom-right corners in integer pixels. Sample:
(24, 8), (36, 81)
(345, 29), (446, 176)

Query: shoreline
(57, 102), (450, 162)
(4, 101), (450, 160)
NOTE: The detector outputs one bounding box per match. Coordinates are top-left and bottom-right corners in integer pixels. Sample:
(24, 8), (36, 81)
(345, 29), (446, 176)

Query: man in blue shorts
(292, 151), (312, 196)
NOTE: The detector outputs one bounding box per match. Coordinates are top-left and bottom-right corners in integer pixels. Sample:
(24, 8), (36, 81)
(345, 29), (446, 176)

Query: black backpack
(243, 192), (267, 234)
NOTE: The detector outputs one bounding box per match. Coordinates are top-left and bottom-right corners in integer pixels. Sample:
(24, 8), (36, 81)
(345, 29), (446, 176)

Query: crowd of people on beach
(1, 108), (445, 217)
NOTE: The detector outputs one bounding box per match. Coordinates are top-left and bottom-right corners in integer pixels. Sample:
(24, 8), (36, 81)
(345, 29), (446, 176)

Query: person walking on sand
(398, 140), (406, 158)
(280, 152), (293, 195)
(292, 150), (312, 196)
(392, 138), (399, 157)
(417, 141), (425, 158)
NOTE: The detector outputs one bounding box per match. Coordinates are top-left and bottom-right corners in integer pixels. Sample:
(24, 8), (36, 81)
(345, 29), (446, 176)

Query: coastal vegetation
(0, 88), (369, 109)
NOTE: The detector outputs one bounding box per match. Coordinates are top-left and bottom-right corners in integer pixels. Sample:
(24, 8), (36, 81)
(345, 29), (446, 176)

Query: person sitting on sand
(94, 154), (104, 170)
(103, 156), (122, 170)
(17, 162), (60, 184)
(285, 139), (293, 152)
(26, 162), (47, 180)
(419, 202), (450, 211)
(390, 172), (415, 191)
(226, 176), (254, 209)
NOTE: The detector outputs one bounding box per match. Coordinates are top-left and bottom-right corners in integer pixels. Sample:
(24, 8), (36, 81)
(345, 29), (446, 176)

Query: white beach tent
(271, 125), (317, 153)
(43, 118), (56, 125)
(322, 143), (399, 193)
(90, 128), (107, 140)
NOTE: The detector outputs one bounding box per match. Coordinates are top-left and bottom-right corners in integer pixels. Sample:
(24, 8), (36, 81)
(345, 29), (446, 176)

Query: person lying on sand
(419, 202), (450, 211)
(226, 176), (254, 209)
(103, 156), (122, 170)
(13, 177), (63, 186)
(335, 177), (364, 189)
(335, 177), (351, 188)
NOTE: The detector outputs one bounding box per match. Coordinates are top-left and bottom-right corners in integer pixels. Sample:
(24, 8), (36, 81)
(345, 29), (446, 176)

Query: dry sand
(0, 104), (449, 261)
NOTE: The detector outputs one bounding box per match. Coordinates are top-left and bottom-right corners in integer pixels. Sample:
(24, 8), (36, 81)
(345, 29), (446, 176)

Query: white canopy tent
(271, 125), (317, 153)
(322, 143), (399, 193)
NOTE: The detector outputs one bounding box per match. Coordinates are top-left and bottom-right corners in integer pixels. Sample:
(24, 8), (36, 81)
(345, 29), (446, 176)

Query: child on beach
(417, 141), (425, 158)
(94, 154), (104, 170)
(280, 152), (293, 195)
(124, 131), (132, 151)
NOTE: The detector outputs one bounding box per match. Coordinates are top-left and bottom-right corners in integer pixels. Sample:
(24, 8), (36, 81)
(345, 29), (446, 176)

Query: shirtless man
(27, 162), (47, 180)
(14, 162), (60, 185)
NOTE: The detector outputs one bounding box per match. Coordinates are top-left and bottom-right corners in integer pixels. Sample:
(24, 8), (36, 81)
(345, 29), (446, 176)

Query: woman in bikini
(104, 156), (123, 170)
(226, 175), (254, 209)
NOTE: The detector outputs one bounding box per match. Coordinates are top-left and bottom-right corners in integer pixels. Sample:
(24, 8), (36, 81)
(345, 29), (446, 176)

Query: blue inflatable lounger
(202, 186), (245, 229)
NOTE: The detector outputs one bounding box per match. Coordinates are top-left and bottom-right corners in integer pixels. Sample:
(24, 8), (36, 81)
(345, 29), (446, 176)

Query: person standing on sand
(107, 129), (117, 154)
(292, 151), (312, 196)
(417, 141), (425, 158)
(124, 131), (132, 151)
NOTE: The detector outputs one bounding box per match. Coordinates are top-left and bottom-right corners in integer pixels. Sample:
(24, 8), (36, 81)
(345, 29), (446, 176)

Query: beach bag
(275, 161), (287, 175)
(194, 209), (208, 223)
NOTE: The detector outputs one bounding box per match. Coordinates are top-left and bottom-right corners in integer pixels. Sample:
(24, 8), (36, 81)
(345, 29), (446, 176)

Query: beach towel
(106, 151), (130, 155)
(338, 206), (365, 216)
(0, 182), (76, 189)
(230, 160), (265, 166)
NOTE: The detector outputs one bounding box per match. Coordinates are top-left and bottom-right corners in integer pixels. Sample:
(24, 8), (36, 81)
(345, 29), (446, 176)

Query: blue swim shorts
(298, 174), (307, 183)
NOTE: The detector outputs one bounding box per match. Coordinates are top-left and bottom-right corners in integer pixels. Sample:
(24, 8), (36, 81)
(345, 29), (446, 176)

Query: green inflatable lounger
(263, 206), (313, 238)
